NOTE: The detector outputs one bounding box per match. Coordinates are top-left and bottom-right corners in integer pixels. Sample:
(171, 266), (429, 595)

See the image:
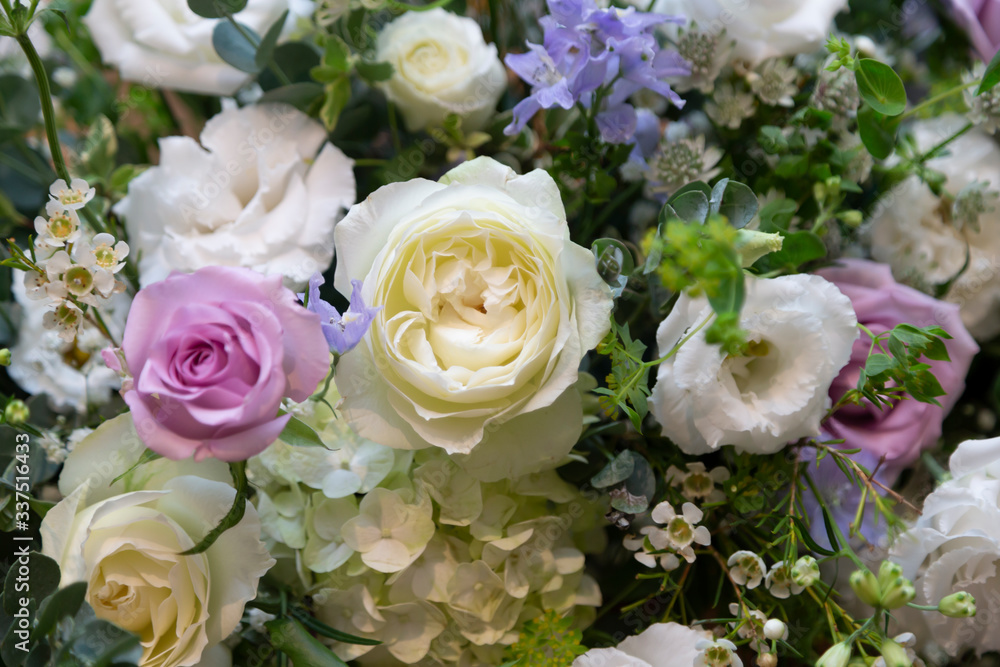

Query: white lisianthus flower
(869, 115), (1000, 340)
(374, 8), (506, 132)
(7, 270), (128, 413)
(41, 414), (274, 667)
(333, 156), (614, 481)
(116, 103), (355, 289)
(573, 622), (711, 667)
(650, 274), (858, 455)
(83, 0), (306, 96)
(641, 0), (849, 64)
(892, 435), (1000, 656)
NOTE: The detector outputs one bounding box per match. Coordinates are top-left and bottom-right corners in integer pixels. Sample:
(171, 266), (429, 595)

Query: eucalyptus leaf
(254, 9), (288, 69)
(3, 552), (60, 616)
(714, 180), (758, 229)
(212, 20), (261, 74)
(356, 60), (394, 83)
(188, 0), (248, 18)
(591, 450), (638, 488)
(670, 190), (709, 223)
(32, 581), (88, 641)
(857, 104), (897, 160)
(855, 59), (906, 116)
(259, 82), (325, 110)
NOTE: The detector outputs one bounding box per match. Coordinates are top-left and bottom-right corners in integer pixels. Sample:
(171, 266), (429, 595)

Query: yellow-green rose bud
(879, 639), (911, 667)
(4, 399), (29, 425)
(849, 568), (882, 607)
(816, 642), (852, 667)
(938, 591), (976, 618)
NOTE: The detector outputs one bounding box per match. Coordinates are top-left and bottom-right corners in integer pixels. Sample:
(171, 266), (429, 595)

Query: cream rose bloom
(41, 414), (274, 667)
(892, 436), (1000, 657)
(374, 8), (506, 132)
(115, 103), (355, 289)
(83, 0), (302, 96)
(869, 115), (1000, 340)
(646, 0), (848, 64)
(650, 274), (857, 455)
(333, 157), (614, 481)
(573, 622), (710, 667)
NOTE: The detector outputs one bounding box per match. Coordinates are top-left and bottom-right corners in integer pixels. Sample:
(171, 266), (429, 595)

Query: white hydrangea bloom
(340, 487), (436, 574)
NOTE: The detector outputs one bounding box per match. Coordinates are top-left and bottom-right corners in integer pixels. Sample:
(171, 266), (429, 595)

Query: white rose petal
(116, 103), (355, 290)
(892, 435), (1000, 656)
(83, 0), (309, 96)
(333, 156), (614, 480)
(41, 419), (273, 667)
(375, 8), (506, 132)
(870, 114), (1000, 340)
(650, 273), (858, 455)
(642, 0), (849, 64)
(574, 622), (712, 667)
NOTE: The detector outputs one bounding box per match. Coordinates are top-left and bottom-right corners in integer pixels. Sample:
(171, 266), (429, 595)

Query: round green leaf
(855, 59), (906, 116)
(211, 20), (261, 74)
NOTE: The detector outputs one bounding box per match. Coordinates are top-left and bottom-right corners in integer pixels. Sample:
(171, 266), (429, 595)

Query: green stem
(896, 80), (979, 122)
(918, 122), (974, 164)
(0, 0), (14, 18)
(387, 102), (402, 154)
(16, 32), (69, 183)
(224, 13), (291, 86)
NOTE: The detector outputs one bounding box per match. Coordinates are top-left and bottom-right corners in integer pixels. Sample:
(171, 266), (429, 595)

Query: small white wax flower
(765, 561), (805, 599)
(77, 233), (130, 274)
(33, 201), (81, 248)
(695, 638), (743, 667)
(49, 178), (95, 210)
(666, 462), (730, 502)
(649, 501), (712, 563)
(728, 550), (766, 589)
(728, 603), (768, 652)
(42, 300), (84, 342)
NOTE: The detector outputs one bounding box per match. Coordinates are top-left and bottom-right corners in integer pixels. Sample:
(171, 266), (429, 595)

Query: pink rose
(951, 0), (1000, 61)
(817, 259), (978, 475)
(119, 266), (328, 462)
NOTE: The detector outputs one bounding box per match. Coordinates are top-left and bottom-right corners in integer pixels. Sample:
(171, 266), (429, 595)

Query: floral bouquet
(1, 0), (1000, 666)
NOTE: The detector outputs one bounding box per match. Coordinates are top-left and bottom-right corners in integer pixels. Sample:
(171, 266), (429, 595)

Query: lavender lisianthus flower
(301, 273), (380, 355)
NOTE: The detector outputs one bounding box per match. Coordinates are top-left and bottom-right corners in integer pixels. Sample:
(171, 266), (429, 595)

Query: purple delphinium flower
(504, 0), (688, 141)
(300, 273), (380, 355)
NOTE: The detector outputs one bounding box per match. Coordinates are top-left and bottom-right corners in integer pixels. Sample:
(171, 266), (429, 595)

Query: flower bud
(849, 568), (882, 607)
(0, 348), (11, 366)
(758, 653), (778, 667)
(764, 618), (787, 640)
(938, 591), (977, 618)
(877, 561), (903, 590)
(879, 575), (916, 610)
(879, 639), (911, 667)
(791, 556), (820, 587)
(816, 642), (852, 667)
(4, 399), (29, 425)
(840, 210), (863, 227)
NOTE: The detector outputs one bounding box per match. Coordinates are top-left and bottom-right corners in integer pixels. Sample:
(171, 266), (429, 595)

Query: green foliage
(212, 20), (262, 74)
(265, 618), (349, 667)
(848, 323), (953, 409)
(504, 611), (587, 667)
(855, 59), (907, 116)
(594, 320), (650, 431)
(978, 45), (1000, 95)
(188, 0), (248, 18)
(591, 450), (656, 514)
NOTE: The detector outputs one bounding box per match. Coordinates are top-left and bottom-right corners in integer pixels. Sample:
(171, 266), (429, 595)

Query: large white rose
(41, 414), (275, 667)
(891, 436), (1000, 657)
(650, 274), (857, 455)
(573, 622), (711, 667)
(646, 0), (848, 64)
(83, 0), (305, 96)
(115, 103), (355, 289)
(869, 115), (1000, 340)
(333, 157), (614, 481)
(374, 8), (506, 132)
